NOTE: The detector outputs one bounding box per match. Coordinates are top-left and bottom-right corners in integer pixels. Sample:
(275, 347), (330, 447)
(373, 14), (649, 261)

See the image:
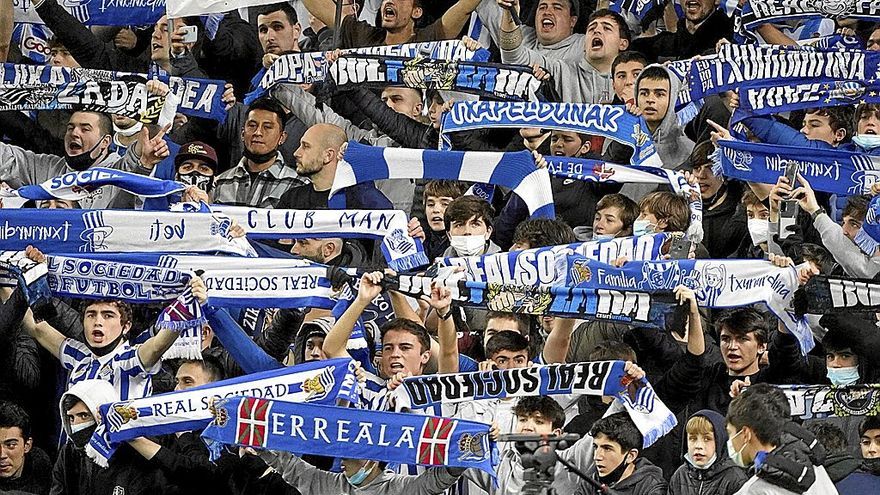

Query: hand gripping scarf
(201, 397), (496, 475)
(329, 141), (555, 219)
(393, 360), (677, 448)
(0, 208), (256, 257)
(0, 63), (227, 122)
(87, 357), (359, 466)
(439, 101), (662, 167)
(778, 383), (880, 420)
(1, 168), (185, 202)
(210, 205), (429, 272)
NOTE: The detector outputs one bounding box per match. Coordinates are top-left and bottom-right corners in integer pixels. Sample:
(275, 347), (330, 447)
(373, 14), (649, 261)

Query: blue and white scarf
(155, 286), (206, 360)
(248, 53), (539, 104)
(858, 195), (880, 253)
(53, 252), (344, 309)
(0, 63), (228, 122)
(246, 39), (490, 103)
(715, 139), (880, 196)
(736, 0), (880, 38)
(610, 0), (665, 22)
(13, 0), (164, 26)
(87, 358), (358, 466)
(798, 34), (863, 50)
(394, 361), (677, 448)
(2, 168), (185, 202)
(393, 273), (677, 327)
(781, 384), (880, 420)
(439, 101), (662, 167)
(567, 256), (812, 353)
(0, 209), (256, 257)
(330, 141), (556, 219)
(687, 44), (877, 106)
(211, 205), (429, 272)
(732, 78), (880, 125)
(11, 23), (53, 63)
(0, 79), (175, 125)
(545, 156), (703, 242)
(437, 233), (671, 282)
(201, 397), (496, 475)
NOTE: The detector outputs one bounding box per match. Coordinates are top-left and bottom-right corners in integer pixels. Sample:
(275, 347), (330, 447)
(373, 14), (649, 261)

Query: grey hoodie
(633, 64), (695, 170)
(258, 450), (464, 495)
(476, 0), (585, 62)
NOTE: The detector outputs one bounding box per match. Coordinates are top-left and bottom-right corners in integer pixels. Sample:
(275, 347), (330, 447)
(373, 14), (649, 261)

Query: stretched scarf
(245, 53), (541, 103)
(436, 233), (671, 283)
(780, 384), (880, 420)
(330, 141), (555, 219)
(546, 156), (703, 242)
(799, 34), (864, 50)
(0, 80), (175, 125)
(0, 63), (228, 122)
(439, 101), (662, 167)
(393, 361), (677, 448)
(13, 0), (163, 26)
(795, 274), (880, 316)
(201, 397), (496, 475)
(715, 139), (880, 196)
(392, 273), (679, 326)
(688, 44), (877, 106)
(53, 252), (344, 310)
(211, 205), (429, 272)
(0, 209), (256, 257)
(737, 1), (880, 38)
(732, 79), (880, 125)
(568, 256), (812, 353)
(1, 168), (185, 202)
(86, 358), (358, 466)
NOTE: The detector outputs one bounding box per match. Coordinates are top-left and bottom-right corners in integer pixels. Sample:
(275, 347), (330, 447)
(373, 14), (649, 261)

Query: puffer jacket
(667, 409), (748, 495)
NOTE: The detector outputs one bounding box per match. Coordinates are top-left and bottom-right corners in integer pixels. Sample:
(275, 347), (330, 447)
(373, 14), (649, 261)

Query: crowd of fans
(0, 0), (879, 494)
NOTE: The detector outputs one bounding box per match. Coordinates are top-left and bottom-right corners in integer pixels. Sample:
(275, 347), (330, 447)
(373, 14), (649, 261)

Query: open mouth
(685, 0), (701, 14)
(68, 141), (83, 152)
(865, 128), (878, 135)
(151, 42), (162, 51)
(590, 37), (604, 50)
(726, 353), (742, 363)
(388, 362), (406, 372)
(552, 150), (566, 156)
(383, 5), (397, 19)
(540, 17), (555, 31)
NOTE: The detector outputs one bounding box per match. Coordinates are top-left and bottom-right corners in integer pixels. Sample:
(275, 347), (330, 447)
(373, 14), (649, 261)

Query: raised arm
(542, 317), (575, 364)
(301, 0), (347, 29)
(323, 272), (384, 359)
(22, 309), (65, 360)
(676, 285), (704, 357)
(440, 0), (482, 38)
(424, 283), (458, 373)
(137, 276), (207, 368)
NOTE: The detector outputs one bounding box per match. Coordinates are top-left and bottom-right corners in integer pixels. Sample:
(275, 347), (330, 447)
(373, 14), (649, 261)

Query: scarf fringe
(640, 411), (679, 448)
(676, 99), (703, 127)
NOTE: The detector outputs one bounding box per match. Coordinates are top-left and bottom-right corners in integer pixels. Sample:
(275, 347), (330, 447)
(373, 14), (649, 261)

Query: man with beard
(0, 111), (133, 209)
(630, 0), (733, 63)
(301, 0), (481, 49)
(212, 97), (306, 207)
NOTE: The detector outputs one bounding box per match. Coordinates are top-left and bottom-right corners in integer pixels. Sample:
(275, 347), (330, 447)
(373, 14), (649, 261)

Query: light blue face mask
(853, 134), (880, 150)
(632, 219), (655, 237)
(592, 233), (615, 242)
(347, 461), (374, 486)
(827, 366), (860, 386)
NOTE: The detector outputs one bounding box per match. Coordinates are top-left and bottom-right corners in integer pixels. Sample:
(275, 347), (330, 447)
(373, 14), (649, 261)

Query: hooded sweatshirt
(668, 409), (748, 495)
(633, 64), (695, 170)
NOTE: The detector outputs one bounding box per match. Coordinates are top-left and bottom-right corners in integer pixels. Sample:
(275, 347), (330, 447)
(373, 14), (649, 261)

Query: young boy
(669, 410), (747, 495)
(582, 412), (666, 494)
(442, 196), (501, 257)
(421, 180), (465, 261)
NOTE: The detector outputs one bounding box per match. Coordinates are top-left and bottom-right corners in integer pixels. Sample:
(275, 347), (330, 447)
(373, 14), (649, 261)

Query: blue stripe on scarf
(330, 141), (555, 219)
(201, 397), (496, 475)
(16, 168), (185, 201)
(440, 101), (661, 166)
(716, 139), (880, 196)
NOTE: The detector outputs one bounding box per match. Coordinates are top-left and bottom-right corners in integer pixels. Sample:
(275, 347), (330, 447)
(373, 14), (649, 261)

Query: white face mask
(684, 452), (717, 470)
(450, 235), (487, 256)
(747, 218), (769, 246)
(632, 218), (655, 237)
(113, 121), (144, 137)
(70, 419), (96, 434)
(592, 233), (615, 242)
(853, 134), (880, 150)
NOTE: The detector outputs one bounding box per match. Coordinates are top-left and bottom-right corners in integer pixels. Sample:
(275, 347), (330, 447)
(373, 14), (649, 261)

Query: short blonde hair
(685, 415), (714, 437)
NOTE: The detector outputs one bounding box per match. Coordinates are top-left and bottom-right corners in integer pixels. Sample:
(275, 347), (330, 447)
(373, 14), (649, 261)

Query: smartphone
(780, 160), (800, 218)
(669, 237), (692, 259)
(180, 25), (198, 44)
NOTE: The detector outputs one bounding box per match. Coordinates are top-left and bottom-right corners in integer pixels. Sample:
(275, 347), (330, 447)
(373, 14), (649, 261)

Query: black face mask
(177, 171), (215, 193)
(598, 456), (631, 485)
(65, 136), (108, 172)
(70, 423), (98, 449)
(87, 333), (124, 357)
(863, 458), (880, 475)
(243, 146), (278, 165)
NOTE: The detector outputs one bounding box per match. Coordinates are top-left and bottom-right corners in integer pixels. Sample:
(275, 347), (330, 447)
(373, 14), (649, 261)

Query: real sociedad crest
(828, 81), (865, 103)
(302, 366), (336, 402)
(458, 432), (489, 461)
(726, 148), (753, 173)
(813, 0), (855, 18)
(568, 258), (592, 286)
(61, 0), (91, 24)
(631, 123), (650, 148)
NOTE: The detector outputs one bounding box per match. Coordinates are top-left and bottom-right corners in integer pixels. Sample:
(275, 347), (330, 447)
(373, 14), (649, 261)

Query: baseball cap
(175, 141), (219, 173)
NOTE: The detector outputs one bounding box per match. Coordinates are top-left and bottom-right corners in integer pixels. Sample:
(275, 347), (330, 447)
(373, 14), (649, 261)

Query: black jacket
(336, 87), (439, 149)
(578, 458), (667, 495)
(196, 12), (262, 99)
(630, 9), (734, 63)
(35, 0), (147, 72)
(0, 447), (52, 494)
(51, 443), (165, 495)
(701, 184), (748, 259)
